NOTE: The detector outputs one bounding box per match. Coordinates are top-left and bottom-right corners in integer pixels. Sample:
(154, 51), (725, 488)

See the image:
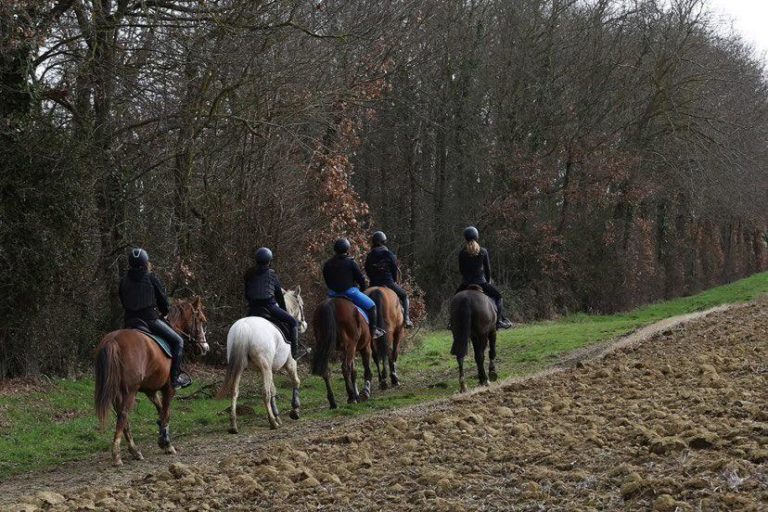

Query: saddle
(248, 306), (292, 341)
(125, 318), (172, 358)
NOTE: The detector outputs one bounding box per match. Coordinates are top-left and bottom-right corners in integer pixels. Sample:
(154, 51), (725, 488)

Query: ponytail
(465, 240), (481, 257)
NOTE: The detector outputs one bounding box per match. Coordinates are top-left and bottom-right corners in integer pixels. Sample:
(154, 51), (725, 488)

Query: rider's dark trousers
(249, 302), (298, 343)
(146, 318), (184, 375)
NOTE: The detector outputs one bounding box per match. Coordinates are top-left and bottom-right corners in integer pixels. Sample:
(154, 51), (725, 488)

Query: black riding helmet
(464, 226), (479, 241)
(128, 248), (149, 268)
(372, 231), (387, 245)
(255, 247), (273, 265)
(334, 238), (351, 254)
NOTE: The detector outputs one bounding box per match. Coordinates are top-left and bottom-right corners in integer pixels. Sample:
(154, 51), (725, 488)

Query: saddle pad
(135, 330), (172, 358)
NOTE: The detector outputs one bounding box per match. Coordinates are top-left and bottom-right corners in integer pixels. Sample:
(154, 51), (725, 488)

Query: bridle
(172, 303), (207, 354)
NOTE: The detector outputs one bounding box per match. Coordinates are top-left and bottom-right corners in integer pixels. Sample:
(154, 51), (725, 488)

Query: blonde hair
(465, 240), (481, 256)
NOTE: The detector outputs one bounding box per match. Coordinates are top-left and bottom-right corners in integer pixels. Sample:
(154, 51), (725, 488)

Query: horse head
(169, 296), (210, 356)
(283, 285), (308, 333)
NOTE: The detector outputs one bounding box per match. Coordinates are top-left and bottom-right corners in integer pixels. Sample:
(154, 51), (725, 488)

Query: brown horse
(366, 287), (405, 389)
(94, 297), (209, 466)
(450, 286), (498, 392)
(311, 298), (374, 408)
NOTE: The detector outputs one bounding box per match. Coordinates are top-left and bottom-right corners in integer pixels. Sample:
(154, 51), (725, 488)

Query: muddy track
(3, 302), (767, 511)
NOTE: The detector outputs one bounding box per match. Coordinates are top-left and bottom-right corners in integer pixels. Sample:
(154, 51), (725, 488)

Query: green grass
(1, 272), (767, 479)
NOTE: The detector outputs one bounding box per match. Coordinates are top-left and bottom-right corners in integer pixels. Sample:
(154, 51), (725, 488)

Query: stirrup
(172, 372), (192, 389)
(496, 318), (513, 329)
(404, 318), (414, 328)
(372, 327), (387, 339)
(293, 343), (311, 361)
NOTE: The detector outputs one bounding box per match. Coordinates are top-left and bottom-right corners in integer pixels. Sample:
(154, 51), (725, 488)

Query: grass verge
(1, 272), (766, 479)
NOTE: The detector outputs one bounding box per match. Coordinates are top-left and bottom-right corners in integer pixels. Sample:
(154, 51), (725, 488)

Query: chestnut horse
(311, 298), (374, 408)
(450, 286), (498, 392)
(366, 287), (405, 389)
(94, 297), (209, 466)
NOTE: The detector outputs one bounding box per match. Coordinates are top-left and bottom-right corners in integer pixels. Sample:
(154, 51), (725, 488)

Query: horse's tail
(369, 288), (388, 357)
(450, 296), (472, 359)
(311, 300), (337, 376)
(217, 322), (249, 399)
(94, 337), (121, 427)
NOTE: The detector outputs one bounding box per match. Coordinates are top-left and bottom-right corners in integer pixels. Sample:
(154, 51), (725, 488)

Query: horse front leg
(488, 330), (498, 382)
(157, 384), (177, 455)
(228, 368), (243, 434)
(457, 357), (468, 393)
(323, 367), (337, 410)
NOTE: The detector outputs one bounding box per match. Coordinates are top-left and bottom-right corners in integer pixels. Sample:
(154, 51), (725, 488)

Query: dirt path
(3, 302), (767, 511)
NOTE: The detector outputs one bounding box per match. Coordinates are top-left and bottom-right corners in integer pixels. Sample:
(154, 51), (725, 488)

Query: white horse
(217, 287), (308, 432)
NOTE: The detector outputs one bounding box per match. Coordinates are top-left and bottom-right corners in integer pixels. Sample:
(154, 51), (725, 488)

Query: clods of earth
(3, 303), (767, 511)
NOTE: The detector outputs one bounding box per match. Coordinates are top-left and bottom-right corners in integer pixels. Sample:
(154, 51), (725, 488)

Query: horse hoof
(481, 379), (490, 387)
(133, 452), (144, 461)
(228, 427), (239, 434)
(489, 371), (498, 382)
(380, 381), (389, 390)
(329, 402), (338, 410)
(165, 446), (177, 455)
(269, 422), (279, 430)
(289, 410), (300, 420)
(360, 393), (369, 402)
(391, 377), (400, 387)
(113, 459), (123, 467)
(459, 382), (468, 393)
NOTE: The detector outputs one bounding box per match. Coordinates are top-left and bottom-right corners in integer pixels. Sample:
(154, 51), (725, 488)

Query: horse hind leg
(360, 343), (373, 402)
(112, 397), (126, 466)
(270, 381), (282, 427)
(124, 418), (143, 461)
(260, 360), (279, 429)
(323, 367), (337, 410)
(228, 368), (244, 434)
(285, 357), (301, 420)
(473, 335), (489, 386)
(390, 331), (401, 387)
(457, 357), (468, 393)
(375, 336), (389, 390)
(488, 330), (498, 382)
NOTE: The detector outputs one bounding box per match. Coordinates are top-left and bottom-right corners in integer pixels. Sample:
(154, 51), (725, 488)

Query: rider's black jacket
(323, 254), (367, 293)
(459, 247), (492, 285)
(119, 268), (170, 322)
(244, 266), (286, 309)
(364, 246), (399, 286)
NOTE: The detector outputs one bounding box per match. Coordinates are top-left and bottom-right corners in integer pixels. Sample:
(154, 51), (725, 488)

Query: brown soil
(2, 302), (767, 511)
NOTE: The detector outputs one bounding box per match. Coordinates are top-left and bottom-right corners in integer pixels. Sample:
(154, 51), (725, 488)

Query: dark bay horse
(94, 297), (209, 466)
(311, 298), (373, 409)
(366, 287), (405, 389)
(450, 286), (498, 392)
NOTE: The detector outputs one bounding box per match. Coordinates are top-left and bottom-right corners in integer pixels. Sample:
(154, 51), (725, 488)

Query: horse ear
(295, 285), (301, 294)
(192, 296), (202, 309)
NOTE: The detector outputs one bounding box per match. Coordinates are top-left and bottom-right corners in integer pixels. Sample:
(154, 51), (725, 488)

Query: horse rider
(323, 238), (387, 340)
(119, 248), (190, 389)
(244, 247), (304, 359)
(364, 231), (414, 328)
(457, 227), (513, 329)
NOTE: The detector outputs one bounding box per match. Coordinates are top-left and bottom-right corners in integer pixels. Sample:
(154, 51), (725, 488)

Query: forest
(2, 0), (767, 377)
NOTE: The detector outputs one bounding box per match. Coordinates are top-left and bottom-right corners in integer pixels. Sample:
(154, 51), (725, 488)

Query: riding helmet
(463, 226), (479, 241)
(372, 231), (387, 245)
(255, 247), (273, 265)
(333, 238), (351, 254)
(128, 248), (149, 268)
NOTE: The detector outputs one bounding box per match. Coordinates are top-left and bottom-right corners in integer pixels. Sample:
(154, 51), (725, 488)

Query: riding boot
(170, 353), (191, 389)
(289, 325), (305, 360)
(495, 298), (512, 329)
(367, 305), (386, 339)
(402, 296), (414, 328)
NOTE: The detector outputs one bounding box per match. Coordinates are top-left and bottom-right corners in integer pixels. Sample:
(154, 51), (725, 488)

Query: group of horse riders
(118, 226), (512, 390)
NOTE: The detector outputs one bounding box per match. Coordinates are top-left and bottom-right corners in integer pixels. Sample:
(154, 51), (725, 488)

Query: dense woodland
(1, 0), (767, 377)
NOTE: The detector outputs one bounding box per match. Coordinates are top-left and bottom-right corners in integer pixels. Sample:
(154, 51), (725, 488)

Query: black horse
(450, 285), (498, 392)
